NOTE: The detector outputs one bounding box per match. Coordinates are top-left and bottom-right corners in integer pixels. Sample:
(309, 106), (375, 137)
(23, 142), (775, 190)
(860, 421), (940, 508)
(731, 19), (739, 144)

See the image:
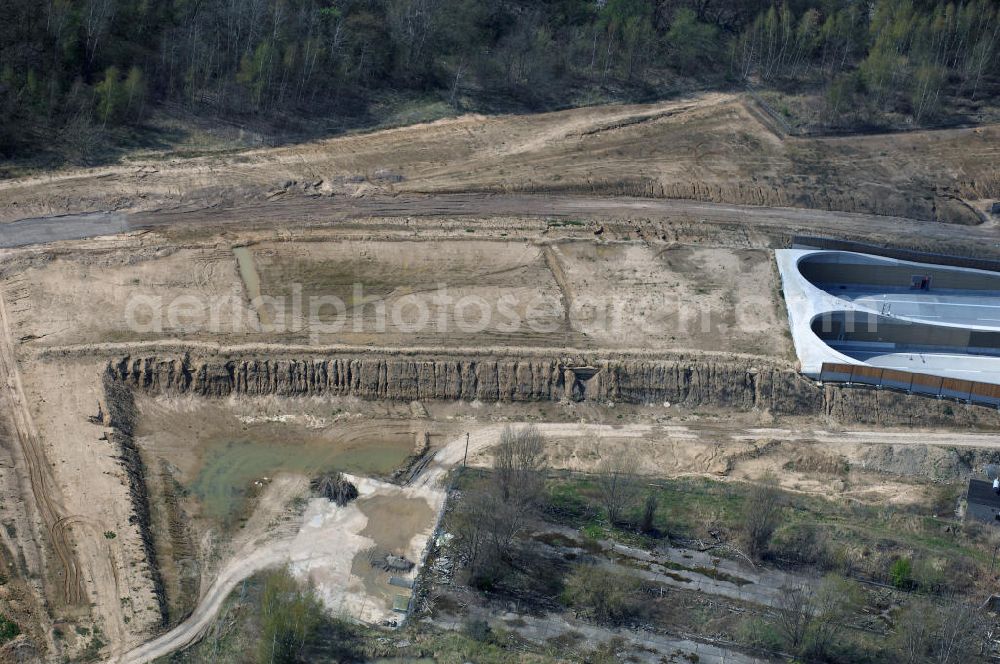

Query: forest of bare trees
(737, 0), (1000, 125)
(1, 0), (998, 162)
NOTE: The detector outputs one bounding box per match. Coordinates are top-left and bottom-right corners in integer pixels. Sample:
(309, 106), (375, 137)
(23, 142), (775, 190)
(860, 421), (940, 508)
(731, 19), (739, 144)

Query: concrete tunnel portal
(776, 249), (1000, 385)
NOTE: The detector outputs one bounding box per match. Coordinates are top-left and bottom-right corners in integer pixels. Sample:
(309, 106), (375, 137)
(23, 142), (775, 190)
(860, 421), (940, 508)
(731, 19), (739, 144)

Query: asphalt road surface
(833, 348), (1000, 381)
(0, 212), (127, 248)
(828, 287), (1000, 329)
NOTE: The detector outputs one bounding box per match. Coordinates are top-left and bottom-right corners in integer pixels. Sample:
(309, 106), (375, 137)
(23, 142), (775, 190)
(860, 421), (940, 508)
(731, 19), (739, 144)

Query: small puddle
(190, 437), (412, 523)
(358, 494), (435, 552)
(233, 246), (271, 326)
(350, 494), (435, 612)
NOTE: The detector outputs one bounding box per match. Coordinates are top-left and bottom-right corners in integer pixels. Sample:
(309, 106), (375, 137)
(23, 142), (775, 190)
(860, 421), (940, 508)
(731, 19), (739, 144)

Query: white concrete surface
(776, 249), (1000, 384)
(776, 249), (862, 375)
(824, 285), (1000, 330)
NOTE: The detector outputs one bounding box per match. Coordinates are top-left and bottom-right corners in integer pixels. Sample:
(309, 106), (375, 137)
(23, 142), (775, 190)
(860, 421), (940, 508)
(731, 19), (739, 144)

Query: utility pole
(463, 432), (469, 467)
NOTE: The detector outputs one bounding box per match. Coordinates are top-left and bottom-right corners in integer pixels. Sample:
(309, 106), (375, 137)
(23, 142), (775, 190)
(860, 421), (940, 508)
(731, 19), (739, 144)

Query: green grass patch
(539, 474), (987, 592)
(0, 616), (19, 644)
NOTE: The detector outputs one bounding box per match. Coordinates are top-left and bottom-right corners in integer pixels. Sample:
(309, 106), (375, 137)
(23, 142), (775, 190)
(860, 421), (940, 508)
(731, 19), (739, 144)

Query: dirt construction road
(0, 290), (83, 607)
(2, 194), (999, 251)
(0, 94), (995, 228)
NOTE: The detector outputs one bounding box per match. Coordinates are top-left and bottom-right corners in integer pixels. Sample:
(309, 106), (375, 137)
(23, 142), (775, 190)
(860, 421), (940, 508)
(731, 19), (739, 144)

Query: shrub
(463, 617), (492, 642)
(561, 564), (641, 624)
(890, 558), (914, 590)
(257, 569), (325, 664)
(640, 492), (658, 533)
(770, 523), (830, 567)
(595, 454), (641, 526)
(804, 575), (863, 659)
(742, 477), (783, 560)
(0, 616), (19, 644)
(736, 616), (783, 651)
(892, 597), (985, 664)
(776, 576), (862, 658)
(912, 556), (945, 593)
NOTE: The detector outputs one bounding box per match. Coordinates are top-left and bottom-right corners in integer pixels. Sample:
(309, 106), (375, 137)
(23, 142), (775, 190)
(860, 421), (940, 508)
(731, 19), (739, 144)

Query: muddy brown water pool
(350, 493), (436, 613)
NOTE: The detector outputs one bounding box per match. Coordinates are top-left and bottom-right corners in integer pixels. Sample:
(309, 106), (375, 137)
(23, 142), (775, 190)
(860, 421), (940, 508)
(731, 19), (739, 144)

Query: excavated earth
(0, 93), (999, 662)
(107, 353), (1000, 428)
(5, 218), (1000, 661)
(0, 92), (997, 226)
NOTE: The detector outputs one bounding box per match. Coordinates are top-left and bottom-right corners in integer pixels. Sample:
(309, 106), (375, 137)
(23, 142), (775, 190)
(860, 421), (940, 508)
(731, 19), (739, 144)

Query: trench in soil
(233, 246), (271, 327)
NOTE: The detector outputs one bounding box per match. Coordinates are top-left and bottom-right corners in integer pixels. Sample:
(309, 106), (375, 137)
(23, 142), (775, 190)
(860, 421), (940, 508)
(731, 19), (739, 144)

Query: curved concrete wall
(776, 248), (1000, 385)
(799, 251), (1000, 292)
(810, 311), (1000, 357)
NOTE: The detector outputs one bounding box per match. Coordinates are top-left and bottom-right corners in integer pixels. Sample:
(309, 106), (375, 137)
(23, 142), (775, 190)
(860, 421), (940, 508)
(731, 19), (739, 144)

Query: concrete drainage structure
(776, 249), (1000, 387)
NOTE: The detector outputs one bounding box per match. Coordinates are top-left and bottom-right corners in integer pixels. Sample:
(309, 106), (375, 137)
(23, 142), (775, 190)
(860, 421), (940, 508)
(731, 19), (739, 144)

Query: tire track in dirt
(541, 245), (574, 331)
(113, 476), (308, 664)
(0, 290), (84, 607)
(9, 194), (1000, 251)
(53, 513), (130, 653)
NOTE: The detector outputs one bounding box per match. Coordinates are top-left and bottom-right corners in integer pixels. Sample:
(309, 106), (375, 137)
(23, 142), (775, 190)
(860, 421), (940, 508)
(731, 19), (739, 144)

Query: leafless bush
(806, 575), (862, 658)
(454, 426), (548, 579)
(776, 575), (862, 657)
(775, 584), (811, 651)
(894, 598), (937, 664)
(596, 453), (641, 525)
(59, 111), (105, 165)
(454, 484), (533, 575)
(742, 475), (782, 559)
(893, 596), (987, 664)
(453, 488), (492, 572)
(493, 424), (545, 506)
(640, 492), (658, 533)
(562, 563), (642, 624)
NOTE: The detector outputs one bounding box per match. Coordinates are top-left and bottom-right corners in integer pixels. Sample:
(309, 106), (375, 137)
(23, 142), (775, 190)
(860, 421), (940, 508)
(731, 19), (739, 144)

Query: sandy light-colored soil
(101, 387), (999, 664)
(116, 460), (445, 664)
(0, 92), (997, 225)
(0, 210), (986, 660)
(1, 90), (999, 663)
(0, 223), (793, 358)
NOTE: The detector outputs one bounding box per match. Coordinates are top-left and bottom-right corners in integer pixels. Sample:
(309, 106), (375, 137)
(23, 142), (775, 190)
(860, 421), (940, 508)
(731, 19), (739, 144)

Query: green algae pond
(189, 434), (413, 523)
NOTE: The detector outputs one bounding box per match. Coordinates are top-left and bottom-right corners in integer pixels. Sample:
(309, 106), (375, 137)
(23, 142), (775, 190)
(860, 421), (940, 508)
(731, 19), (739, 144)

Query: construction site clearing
(0, 92), (999, 663)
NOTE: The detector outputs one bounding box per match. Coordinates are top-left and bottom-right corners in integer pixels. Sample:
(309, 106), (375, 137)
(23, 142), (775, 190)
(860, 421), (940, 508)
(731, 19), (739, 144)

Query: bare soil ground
(0, 213), (988, 660)
(0, 226), (790, 357)
(12, 354), (166, 659)
(0, 93), (997, 226)
(133, 393), (448, 625)
(0, 91), (998, 662)
(2, 331), (998, 661)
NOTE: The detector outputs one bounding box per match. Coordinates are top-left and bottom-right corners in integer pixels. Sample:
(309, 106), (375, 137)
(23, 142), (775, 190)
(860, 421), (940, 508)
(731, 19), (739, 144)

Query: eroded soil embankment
(105, 354), (1000, 427)
(100, 371), (169, 626)
(496, 177), (982, 225)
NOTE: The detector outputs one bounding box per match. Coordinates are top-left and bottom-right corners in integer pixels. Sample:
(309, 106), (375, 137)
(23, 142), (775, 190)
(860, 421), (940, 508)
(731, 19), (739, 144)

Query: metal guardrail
(820, 362), (1000, 407)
